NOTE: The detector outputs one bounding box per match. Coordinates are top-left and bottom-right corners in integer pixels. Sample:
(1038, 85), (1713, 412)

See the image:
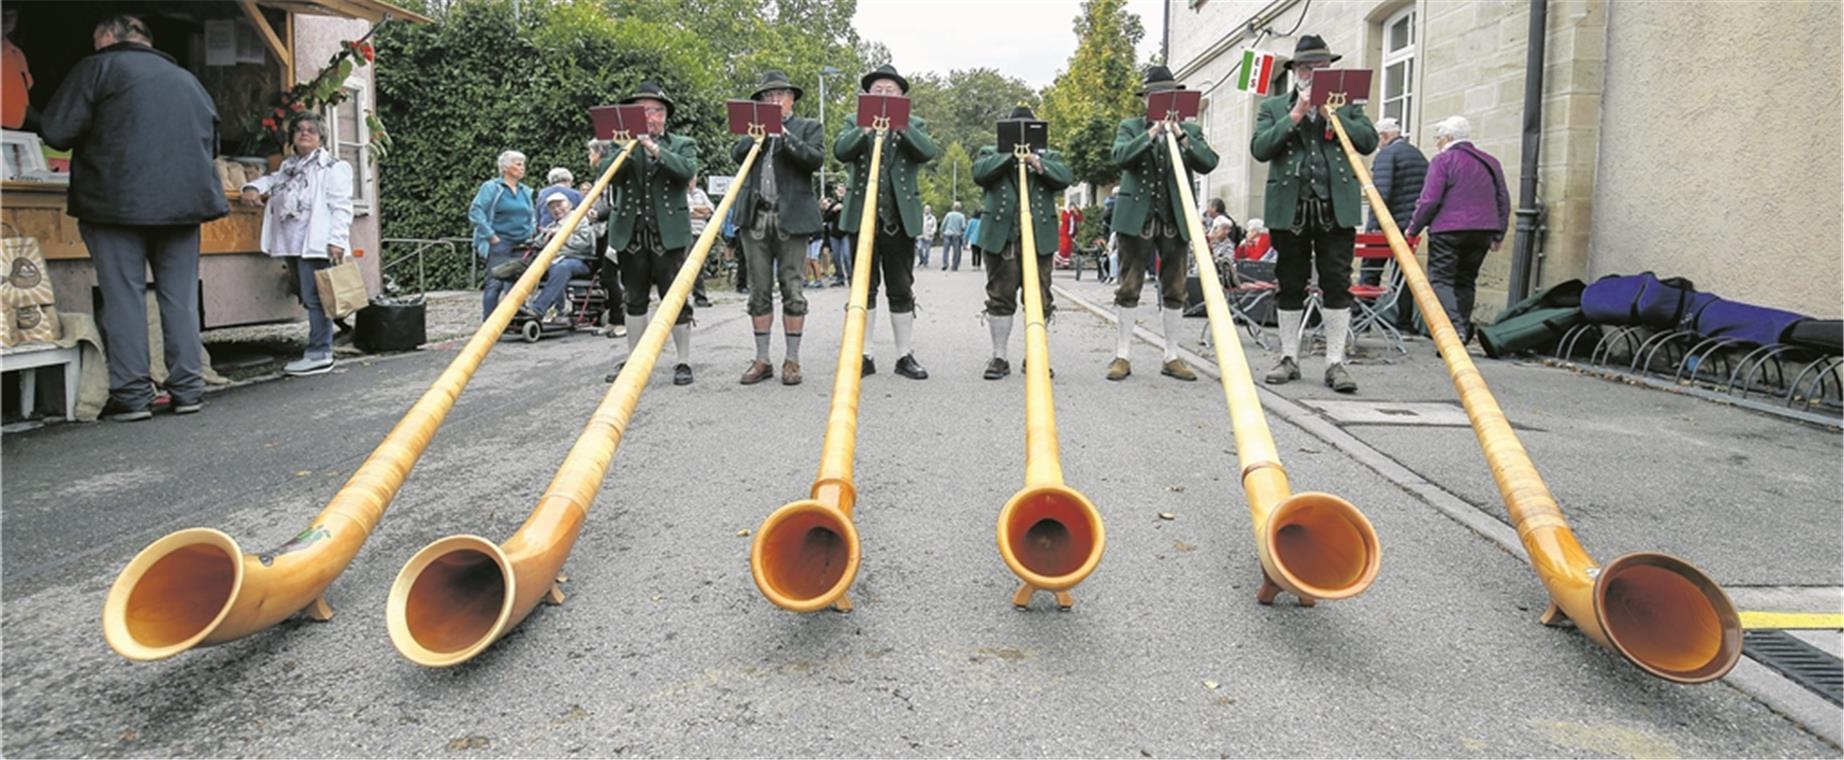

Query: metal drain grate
(1744, 629), (1843, 706)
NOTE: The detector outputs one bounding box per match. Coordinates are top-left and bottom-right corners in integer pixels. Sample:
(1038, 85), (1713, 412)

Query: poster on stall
(203, 20), (237, 67)
(236, 20), (267, 64)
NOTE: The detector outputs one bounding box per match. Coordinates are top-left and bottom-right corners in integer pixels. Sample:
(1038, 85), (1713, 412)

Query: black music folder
(996, 119), (1048, 153)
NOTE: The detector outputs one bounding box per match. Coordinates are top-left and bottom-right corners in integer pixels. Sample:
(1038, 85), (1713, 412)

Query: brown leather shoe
(1161, 358), (1198, 381)
(1105, 357), (1131, 381)
(781, 360), (803, 385)
(740, 360), (774, 385)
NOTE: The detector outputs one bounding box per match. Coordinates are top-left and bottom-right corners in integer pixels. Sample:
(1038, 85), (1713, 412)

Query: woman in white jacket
(240, 112), (354, 376)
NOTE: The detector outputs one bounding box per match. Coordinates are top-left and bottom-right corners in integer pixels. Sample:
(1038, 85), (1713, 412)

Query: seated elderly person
(522, 195), (598, 321)
(536, 166), (581, 229)
(1235, 218), (1273, 261)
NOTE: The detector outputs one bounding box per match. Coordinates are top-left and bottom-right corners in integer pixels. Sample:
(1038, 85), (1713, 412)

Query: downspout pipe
(1507, 0), (1548, 306)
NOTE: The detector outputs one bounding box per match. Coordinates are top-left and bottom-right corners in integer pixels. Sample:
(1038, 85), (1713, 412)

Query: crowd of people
(463, 34), (1512, 397)
(33, 12), (1512, 423)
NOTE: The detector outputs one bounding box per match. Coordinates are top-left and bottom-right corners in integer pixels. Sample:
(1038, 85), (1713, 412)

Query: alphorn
(1163, 127), (1379, 606)
(1321, 98), (1739, 682)
(995, 144), (1106, 609)
(386, 132), (767, 666)
(100, 140), (638, 662)
(748, 121), (890, 612)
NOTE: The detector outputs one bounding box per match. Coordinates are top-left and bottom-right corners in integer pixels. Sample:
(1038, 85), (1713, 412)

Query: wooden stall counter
(2, 180), (263, 258)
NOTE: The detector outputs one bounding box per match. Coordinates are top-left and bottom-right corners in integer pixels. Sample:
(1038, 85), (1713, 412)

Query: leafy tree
(1038, 0), (1145, 188)
(922, 142), (977, 213)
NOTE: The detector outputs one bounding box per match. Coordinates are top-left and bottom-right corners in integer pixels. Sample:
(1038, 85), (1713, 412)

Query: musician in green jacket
(1106, 65), (1219, 383)
(596, 81), (701, 386)
(969, 107), (1073, 380)
(1250, 35), (1377, 394)
(730, 71), (825, 387)
(834, 63), (941, 380)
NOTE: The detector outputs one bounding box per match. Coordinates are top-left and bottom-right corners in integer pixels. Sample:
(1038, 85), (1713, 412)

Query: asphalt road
(3, 265), (1837, 757)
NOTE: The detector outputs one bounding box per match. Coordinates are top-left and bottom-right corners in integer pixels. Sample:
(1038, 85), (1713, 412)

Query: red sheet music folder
(1145, 89), (1201, 122)
(726, 100), (785, 135)
(589, 104), (648, 139)
(1309, 69), (1374, 108)
(855, 94), (910, 130)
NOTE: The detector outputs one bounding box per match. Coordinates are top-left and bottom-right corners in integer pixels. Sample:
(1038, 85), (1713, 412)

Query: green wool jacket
(728, 115), (825, 236)
(603, 133), (700, 251)
(834, 117), (941, 238)
(1110, 118), (1219, 243)
(1249, 91), (1377, 231)
(969, 146), (1073, 256)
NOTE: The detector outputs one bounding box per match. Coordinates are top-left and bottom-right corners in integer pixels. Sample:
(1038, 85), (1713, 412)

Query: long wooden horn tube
(1164, 129), (1380, 606)
(749, 124), (890, 612)
(99, 141), (638, 663)
(385, 135), (767, 666)
(1322, 105), (1739, 683)
(995, 145), (1105, 610)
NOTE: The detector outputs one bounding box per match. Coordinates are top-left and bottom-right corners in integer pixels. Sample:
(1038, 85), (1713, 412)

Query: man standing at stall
(602, 81), (700, 386)
(41, 15), (227, 420)
(1250, 35), (1377, 394)
(970, 107), (1074, 380)
(835, 63), (940, 380)
(1105, 65), (1219, 383)
(731, 71), (824, 387)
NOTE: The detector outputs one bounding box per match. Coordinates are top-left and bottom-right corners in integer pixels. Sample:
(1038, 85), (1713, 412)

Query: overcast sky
(851, 0), (1165, 90)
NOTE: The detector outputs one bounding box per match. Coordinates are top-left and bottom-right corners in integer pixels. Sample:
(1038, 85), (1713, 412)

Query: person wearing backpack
(1405, 115), (1510, 346)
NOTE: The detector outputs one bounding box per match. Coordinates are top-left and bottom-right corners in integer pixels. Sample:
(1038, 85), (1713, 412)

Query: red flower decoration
(274, 107), (286, 117)
(262, 117), (277, 129)
(361, 43), (375, 63)
(291, 102), (305, 112)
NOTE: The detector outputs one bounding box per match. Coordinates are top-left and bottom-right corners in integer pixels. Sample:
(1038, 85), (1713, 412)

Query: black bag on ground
(1477, 279), (1586, 358)
(355, 295), (427, 352)
(1785, 319), (1844, 355)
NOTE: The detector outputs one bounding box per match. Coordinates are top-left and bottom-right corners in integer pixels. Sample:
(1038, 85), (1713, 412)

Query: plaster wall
(1589, 0), (1841, 317)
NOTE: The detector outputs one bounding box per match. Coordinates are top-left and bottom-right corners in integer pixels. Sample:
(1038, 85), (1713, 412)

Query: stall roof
(258, 0), (434, 25)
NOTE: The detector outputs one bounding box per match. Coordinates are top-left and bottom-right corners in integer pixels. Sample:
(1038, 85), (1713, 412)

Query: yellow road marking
(1740, 611), (1844, 630)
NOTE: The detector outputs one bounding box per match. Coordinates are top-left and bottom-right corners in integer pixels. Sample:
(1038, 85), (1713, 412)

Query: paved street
(3, 264), (1840, 757)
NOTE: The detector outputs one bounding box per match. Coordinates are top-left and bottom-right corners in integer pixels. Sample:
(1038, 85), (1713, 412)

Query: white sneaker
(284, 355), (335, 376)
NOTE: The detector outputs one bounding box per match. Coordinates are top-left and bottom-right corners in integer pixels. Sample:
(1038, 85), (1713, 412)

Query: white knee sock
(1323, 307), (1350, 366)
(891, 310), (916, 358)
(991, 314), (1014, 360)
(1115, 305), (1137, 359)
(670, 324), (691, 365)
(625, 314), (647, 354)
(1161, 307), (1185, 361)
(863, 307), (877, 358)
(1277, 309), (1304, 360)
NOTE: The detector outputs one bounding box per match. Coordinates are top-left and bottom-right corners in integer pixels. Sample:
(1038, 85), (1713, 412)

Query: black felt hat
(1284, 34), (1342, 69)
(859, 63), (910, 94)
(1007, 105), (1036, 120)
(751, 70), (804, 102)
(620, 81), (676, 118)
(1137, 64), (1183, 95)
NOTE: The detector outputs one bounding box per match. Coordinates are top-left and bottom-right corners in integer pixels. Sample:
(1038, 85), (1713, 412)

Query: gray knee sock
(754, 331), (771, 362)
(785, 332), (802, 363)
(1277, 309), (1304, 360)
(671, 324), (691, 364)
(625, 314), (647, 354)
(990, 314), (1014, 360)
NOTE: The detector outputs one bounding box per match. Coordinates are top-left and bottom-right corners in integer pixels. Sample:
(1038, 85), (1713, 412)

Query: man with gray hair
(41, 14), (226, 420)
(535, 166), (581, 230)
(1361, 116), (1426, 289)
(1406, 115), (1510, 346)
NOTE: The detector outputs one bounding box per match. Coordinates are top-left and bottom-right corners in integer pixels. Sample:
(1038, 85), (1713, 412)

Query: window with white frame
(1381, 6), (1416, 127)
(325, 82), (373, 214)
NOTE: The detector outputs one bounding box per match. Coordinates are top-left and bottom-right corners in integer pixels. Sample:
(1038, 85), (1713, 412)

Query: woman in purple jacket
(1406, 116), (1511, 344)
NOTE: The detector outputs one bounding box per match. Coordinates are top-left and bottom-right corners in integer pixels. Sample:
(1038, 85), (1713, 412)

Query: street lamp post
(817, 65), (841, 193)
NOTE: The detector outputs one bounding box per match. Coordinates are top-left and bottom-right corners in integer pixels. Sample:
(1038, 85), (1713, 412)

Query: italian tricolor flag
(1237, 49), (1276, 96)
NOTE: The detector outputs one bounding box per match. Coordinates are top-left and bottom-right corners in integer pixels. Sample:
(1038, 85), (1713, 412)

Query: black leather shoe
(694, 296), (713, 308)
(983, 357), (1011, 380)
(894, 354), (928, 380)
(673, 363), (694, 385)
(605, 360), (626, 383)
(861, 355), (876, 376)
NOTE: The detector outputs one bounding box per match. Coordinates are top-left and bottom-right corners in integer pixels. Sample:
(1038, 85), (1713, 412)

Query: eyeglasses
(642, 106), (668, 116)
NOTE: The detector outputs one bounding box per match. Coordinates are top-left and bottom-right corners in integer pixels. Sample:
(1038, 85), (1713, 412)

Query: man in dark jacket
(835, 63), (940, 380)
(597, 81), (700, 385)
(1361, 116), (1426, 287)
(1106, 65), (1219, 383)
(41, 15), (227, 421)
(1250, 34), (1377, 394)
(970, 107), (1074, 380)
(732, 71), (824, 387)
